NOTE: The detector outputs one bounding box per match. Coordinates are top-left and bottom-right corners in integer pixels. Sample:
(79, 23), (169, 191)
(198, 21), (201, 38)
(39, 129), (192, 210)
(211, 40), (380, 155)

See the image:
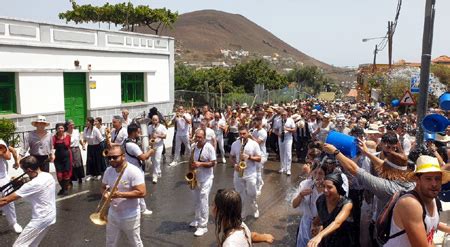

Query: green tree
(230, 59), (287, 92)
(432, 64), (450, 85)
(59, 1), (178, 34)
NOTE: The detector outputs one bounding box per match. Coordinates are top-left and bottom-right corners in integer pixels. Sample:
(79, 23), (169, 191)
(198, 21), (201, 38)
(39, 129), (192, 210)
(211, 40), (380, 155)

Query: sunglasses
(106, 155), (122, 161)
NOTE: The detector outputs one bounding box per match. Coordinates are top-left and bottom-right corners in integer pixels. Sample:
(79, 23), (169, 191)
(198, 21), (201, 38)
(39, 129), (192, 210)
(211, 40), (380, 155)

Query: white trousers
(278, 138), (293, 172)
(106, 214), (143, 247)
(256, 156), (267, 191)
(0, 176), (17, 226)
(152, 145), (164, 177)
(13, 223), (50, 247)
(233, 174), (258, 218)
(216, 135), (225, 159)
(174, 135), (191, 161)
(192, 178), (213, 228)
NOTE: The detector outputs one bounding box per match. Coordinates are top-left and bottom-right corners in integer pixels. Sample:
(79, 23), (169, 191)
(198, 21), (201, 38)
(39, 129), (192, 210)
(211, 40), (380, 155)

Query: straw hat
(291, 114), (301, 122)
(265, 108), (274, 113)
(241, 103), (248, 109)
(31, 115), (50, 127)
(364, 123), (381, 134)
(435, 133), (450, 143)
(415, 155), (450, 183)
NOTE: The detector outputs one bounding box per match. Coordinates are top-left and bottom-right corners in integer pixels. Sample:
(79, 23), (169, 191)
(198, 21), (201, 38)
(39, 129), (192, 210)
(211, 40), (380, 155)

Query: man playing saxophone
(230, 126), (262, 220)
(147, 115), (167, 184)
(102, 144), (146, 247)
(189, 128), (216, 237)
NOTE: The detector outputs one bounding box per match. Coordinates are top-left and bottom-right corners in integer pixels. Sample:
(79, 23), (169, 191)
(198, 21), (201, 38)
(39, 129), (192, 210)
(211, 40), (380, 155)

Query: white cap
(0, 139), (7, 148)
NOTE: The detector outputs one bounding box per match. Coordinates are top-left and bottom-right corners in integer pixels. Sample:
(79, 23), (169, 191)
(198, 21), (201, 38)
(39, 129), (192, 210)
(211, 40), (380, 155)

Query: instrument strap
(112, 127), (122, 143)
(196, 145), (204, 162)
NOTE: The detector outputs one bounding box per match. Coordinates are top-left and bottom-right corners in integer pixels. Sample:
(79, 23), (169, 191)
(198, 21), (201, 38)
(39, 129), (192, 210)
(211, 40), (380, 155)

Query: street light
(362, 36), (386, 42)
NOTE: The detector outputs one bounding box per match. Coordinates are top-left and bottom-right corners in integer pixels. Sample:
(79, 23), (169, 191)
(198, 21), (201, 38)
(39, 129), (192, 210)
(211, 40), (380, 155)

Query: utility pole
(388, 21), (394, 69)
(416, 0), (436, 143)
(372, 45), (378, 73)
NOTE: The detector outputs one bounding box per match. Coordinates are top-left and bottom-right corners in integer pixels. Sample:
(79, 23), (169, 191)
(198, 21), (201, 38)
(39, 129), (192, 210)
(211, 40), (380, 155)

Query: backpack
(376, 190), (442, 245)
(123, 139), (146, 172)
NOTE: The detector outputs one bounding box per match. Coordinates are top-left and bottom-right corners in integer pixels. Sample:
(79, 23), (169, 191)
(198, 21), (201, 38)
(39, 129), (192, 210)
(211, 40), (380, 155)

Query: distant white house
(0, 17), (175, 131)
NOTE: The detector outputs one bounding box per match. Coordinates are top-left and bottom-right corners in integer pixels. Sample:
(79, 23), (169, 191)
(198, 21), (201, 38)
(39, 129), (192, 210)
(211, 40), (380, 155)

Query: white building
(0, 17), (175, 132)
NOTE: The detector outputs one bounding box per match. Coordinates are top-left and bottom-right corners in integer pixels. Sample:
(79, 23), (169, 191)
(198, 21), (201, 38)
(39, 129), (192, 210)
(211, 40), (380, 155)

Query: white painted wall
(0, 46), (171, 107)
(88, 72), (121, 109)
(17, 72), (64, 114)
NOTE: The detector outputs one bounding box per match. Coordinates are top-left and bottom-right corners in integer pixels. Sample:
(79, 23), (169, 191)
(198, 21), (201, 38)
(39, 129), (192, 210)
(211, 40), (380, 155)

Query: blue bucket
(439, 92), (450, 111)
(422, 114), (449, 133)
(314, 105), (322, 111)
(424, 132), (436, 141)
(391, 99), (400, 107)
(325, 131), (358, 158)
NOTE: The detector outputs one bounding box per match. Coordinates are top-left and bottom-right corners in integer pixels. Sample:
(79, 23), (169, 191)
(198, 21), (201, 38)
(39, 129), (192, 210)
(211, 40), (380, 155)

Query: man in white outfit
(230, 126), (262, 219)
(210, 111), (227, 164)
(249, 118), (268, 196)
(0, 156), (56, 247)
(189, 129), (216, 237)
(274, 110), (296, 175)
(169, 106), (192, 167)
(148, 115), (167, 184)
(123, 124), (155, 216)
(102, 144), (146, 247)
(0, 140), (23, 234)
(111, 115), (128, 145)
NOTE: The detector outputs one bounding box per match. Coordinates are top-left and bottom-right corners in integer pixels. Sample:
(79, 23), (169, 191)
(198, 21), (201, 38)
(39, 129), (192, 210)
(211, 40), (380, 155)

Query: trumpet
(1, 173), (30, 197)
(90, 163), (127, 226)
(185, 142), (197, 190)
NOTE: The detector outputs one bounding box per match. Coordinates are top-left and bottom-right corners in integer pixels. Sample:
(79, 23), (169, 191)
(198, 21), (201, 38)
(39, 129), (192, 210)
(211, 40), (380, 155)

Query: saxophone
(149, 126), (156, 151)
(238, 138), (247, 177)
(102, 127), (112, 157)
(185, 143), (197, 190)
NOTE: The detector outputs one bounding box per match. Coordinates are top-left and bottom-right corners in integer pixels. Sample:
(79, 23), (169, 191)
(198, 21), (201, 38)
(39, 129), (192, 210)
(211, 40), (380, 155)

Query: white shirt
(123, 118), (132, 127)
(176, 113), (192, 137)
(191, 142), (216, 182)
(102, 164), (145, 220)
(297, 178), (322, 218)
(69, 129), (81, 148)
(274, 117), (295, 140)
(111, 127), (128, 145)
(0, 150), (8, 179)
(124, 141), (143, 169)
(16, 172), (56, 228)
(252, 128), (267, 156)
(230, 138), (262, 178)
(210, 119), (226, 137)
(83, 127), (104, 145)
(205, 127), (216, 146)
(147, 124), (168, 147)
(308, 120), (319, 134)
(223, 222), (252, 247)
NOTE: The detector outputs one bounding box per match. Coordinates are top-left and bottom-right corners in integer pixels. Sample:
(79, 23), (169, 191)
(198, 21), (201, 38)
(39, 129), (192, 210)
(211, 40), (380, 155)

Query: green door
(64, 73), (87, 127)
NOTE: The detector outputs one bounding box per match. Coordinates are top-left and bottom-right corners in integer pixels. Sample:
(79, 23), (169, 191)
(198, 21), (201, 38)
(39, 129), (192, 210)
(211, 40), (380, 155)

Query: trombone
(90, 164), (127, 226)
(1, 173), (30, 197)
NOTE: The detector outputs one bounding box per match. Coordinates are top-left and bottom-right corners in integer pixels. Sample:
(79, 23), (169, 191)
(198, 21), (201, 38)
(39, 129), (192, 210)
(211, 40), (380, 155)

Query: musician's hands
(191, 161), (202, 169)
(13, 162), (19, 169)
(49, 154), (55, 162)
(241, 154), (250, 161)
(234, 165), (240, 172)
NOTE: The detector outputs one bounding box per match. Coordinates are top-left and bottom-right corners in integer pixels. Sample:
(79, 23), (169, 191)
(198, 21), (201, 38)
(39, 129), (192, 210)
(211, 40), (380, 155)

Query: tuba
(185, 143), (197, 190)
(238, 138), (247, 177)
(90, 163), (127, 226)
(1, 173), (30, 197)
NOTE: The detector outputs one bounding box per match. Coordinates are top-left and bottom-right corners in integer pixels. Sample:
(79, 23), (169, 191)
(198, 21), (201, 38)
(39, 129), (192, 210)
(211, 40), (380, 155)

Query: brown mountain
(136, 9), (343, 73)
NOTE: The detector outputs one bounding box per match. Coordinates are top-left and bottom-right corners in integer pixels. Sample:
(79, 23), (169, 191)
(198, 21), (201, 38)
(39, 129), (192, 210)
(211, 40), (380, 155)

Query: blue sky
(1, 0), (449, 67)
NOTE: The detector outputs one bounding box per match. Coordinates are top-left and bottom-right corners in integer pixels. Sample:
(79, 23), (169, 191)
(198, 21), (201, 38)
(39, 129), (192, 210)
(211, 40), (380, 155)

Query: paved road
(0, 155), (305, 247)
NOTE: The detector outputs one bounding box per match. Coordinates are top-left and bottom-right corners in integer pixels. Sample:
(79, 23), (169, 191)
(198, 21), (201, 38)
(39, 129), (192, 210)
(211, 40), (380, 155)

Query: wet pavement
(0, 154), (306, 247)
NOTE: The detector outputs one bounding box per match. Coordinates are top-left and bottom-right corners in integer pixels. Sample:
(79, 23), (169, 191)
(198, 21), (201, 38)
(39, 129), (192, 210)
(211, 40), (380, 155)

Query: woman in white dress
(292, 164), (325, 247)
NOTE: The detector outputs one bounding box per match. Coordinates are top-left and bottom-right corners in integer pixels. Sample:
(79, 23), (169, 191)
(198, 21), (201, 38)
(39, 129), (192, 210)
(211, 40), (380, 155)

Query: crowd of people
(2, 98), (450, 246)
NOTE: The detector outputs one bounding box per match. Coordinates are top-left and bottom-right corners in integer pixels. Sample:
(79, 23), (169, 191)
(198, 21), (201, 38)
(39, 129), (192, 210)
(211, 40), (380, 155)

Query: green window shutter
(121, 73), (144, 103)
(0, 73), (16, 114)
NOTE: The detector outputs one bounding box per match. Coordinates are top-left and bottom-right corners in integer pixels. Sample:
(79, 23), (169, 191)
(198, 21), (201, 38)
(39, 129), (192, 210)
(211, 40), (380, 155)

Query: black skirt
(86, 144), (106, 176)
(71, 147), (85, 180)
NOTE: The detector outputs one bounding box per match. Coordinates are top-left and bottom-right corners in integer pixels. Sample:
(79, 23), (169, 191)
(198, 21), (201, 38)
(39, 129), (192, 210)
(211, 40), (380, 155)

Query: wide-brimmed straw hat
(435, 133), (450, 143)
(31, 115), (50, 127)
(364, 123), (381, 134)
(415, 155), (450, 183)
(241, 103), (248, 109)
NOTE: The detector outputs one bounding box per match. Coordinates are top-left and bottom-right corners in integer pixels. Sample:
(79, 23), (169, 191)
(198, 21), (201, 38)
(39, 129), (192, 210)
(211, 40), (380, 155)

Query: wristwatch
(333, 149), (340, 156)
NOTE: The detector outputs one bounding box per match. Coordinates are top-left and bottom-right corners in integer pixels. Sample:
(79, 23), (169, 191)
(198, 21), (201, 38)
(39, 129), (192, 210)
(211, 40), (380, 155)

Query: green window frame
(0, 72), (16, 114)
(121, 73), (144, 103)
